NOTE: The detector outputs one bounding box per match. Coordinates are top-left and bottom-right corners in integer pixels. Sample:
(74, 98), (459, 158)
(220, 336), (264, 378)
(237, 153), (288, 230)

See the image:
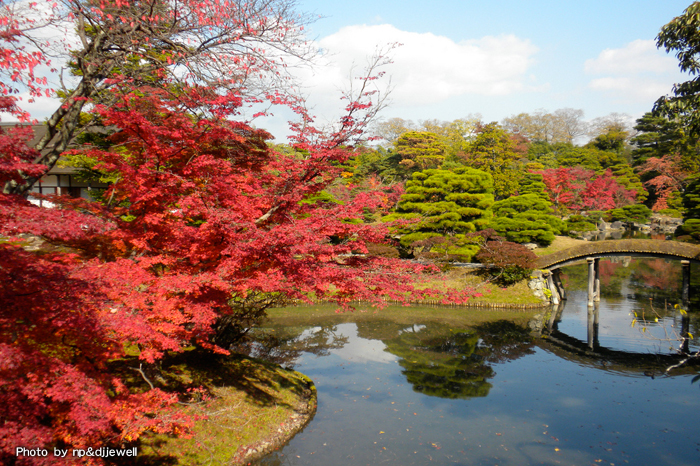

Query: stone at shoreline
(650, 214), (683, 234)
(527, 270), (550, 303)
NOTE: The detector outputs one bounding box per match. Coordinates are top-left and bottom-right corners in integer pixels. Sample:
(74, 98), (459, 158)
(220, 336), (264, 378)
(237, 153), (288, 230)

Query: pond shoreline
(135, 353), (318, 465)
(231, 371), (317, 466)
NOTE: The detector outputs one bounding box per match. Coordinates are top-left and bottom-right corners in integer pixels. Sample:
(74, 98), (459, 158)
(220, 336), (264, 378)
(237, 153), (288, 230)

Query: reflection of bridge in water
(530, 303), (698, 377)
(535, 239), (700, 307)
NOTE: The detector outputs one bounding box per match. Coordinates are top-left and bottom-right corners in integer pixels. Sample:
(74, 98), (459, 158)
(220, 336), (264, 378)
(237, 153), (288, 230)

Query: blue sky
(280, 0), (694, 133)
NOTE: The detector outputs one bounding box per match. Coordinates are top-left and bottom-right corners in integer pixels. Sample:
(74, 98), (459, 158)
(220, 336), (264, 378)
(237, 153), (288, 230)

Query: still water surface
(245, 258), (700, 466)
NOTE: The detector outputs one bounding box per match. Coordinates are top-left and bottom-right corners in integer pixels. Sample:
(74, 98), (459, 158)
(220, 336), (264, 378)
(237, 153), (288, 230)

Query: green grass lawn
(534, 235), (587, 257)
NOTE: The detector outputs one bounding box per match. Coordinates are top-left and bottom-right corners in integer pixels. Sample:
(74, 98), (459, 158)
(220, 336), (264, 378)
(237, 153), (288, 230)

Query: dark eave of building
(2, 122), (84, 175)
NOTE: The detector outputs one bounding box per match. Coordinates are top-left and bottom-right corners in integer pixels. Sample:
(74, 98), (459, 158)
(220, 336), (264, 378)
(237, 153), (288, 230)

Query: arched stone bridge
(536, 239), (700, 270)
(534, 239), (700, 306)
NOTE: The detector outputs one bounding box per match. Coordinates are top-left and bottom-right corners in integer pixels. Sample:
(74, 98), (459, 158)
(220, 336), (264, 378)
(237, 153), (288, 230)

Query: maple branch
(254, 47), (396, 226)
(131, 363), (155, 390)
(255, 205), (281, 225)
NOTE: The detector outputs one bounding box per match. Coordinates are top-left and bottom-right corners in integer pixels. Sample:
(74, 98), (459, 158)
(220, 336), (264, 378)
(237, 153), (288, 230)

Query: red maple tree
(536, 167), (577, 209)
(577, 169), (637, 211)
(1, 3), (477, 463)
(537, 167), (637, 213)
(636, 153), (690, 211)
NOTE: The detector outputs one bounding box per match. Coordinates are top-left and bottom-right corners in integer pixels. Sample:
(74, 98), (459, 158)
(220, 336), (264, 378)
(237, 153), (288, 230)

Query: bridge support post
(587, 258), (599, 307)
(681, 260), (690, 307)
(681, 313), (691, 354)
(547, 304), (557, 333)
(546, 272), (560, 305)
(594, 258), (600, 302)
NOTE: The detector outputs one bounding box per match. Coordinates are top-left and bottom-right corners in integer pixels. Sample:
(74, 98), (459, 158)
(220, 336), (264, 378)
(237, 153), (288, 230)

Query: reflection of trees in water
(362, 320), (534, 400)
(386, 328), (493, 399)
(629, 258), (682, 302)
(599, 261), (627, 292)
(240, 318), (535, 400)
(474, 320), (536, 364)
(561, 260), (632, 297)
(234, 325), (349, 368)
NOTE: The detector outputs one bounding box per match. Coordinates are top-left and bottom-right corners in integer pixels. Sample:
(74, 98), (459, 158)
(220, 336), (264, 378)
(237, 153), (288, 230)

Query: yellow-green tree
(419, 117), (481, 161)
(464, 122), (525, 199)
(394, 131), (448, 174)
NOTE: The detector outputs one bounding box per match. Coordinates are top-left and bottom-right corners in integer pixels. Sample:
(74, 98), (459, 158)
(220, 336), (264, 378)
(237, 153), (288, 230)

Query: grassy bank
(534, 235), (587, 256)
(263, 303), (541, 329)
(402, 236), (588, 308)
(414, 267), (544, 306)
(133, 351), (316, 466)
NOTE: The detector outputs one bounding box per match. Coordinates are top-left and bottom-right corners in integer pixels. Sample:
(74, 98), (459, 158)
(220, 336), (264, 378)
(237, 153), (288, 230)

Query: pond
(241, 258), (700, 466)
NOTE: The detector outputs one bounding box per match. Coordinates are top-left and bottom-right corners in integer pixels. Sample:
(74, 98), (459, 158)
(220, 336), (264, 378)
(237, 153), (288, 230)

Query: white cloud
(9, 21), (540, 139)
(330, 323), (397, 364)
(588, 77), (675, 101)
(295, 24), (538, 120)
(584, 39), (677, 75)
(584, 39), (684, 104)
(0, 93), (59, 122)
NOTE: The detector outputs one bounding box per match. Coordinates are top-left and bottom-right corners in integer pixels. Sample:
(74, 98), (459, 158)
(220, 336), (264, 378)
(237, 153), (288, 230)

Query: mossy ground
(129, 351), (316, 466)
(413, 267), (543, 305)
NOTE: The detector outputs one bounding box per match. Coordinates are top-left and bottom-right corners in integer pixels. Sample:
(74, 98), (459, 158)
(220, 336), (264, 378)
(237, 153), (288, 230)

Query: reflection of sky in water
(308, 323), (398, 365)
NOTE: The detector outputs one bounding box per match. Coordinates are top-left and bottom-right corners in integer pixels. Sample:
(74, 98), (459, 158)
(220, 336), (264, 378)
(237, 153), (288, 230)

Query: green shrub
(585, 210), (605, 223)
(607, 204), (652, 223)
(383, 167), (494, 255)
(518, 173), (549, 199)
(676, 219), (700, 243)
(658, 208), (683, 218)
(682, 175), (700, 219)
(489, 194), (562, 246)
(410, 235), (482, 262)
(565, 215), (596, 233)
(489, 214), (557, 245)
